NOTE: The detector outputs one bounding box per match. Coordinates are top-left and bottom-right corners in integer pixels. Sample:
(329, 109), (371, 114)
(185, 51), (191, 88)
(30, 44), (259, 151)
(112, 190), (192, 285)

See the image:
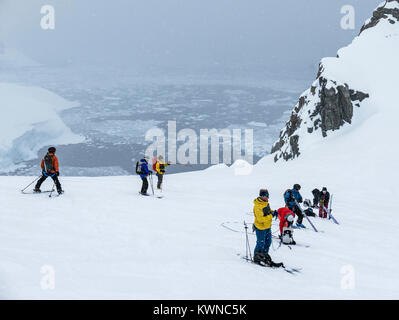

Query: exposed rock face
(268, 2), (399, 162)
(360, 0), (399, 34)
(270, 75), (369, 162)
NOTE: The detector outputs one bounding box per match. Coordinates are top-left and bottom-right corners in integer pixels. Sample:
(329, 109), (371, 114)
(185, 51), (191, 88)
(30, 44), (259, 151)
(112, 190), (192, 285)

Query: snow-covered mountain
(271, 0), (398, 161)
(0, 83), (84, 172)
(0, 1), (398, 299)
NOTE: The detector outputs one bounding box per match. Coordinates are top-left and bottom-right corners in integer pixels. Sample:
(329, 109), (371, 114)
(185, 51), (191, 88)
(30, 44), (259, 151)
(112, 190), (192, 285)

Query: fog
(0, 0), (380, 77)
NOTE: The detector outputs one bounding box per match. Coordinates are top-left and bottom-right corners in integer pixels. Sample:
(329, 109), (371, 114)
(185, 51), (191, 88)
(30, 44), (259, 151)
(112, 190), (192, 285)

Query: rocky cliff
(271, 0), (398, 162)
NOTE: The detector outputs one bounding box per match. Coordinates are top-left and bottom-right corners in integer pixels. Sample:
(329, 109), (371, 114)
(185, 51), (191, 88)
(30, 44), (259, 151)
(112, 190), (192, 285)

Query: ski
(49, 191), (64, 198)
(21, 190), (54, 195)
(295, 200), (318, 232)
(239, 254), (301, 275)
(323, 206), (339, 225)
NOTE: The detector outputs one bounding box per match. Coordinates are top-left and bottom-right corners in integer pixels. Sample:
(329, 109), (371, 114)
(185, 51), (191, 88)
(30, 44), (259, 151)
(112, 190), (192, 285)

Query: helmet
(293, 184), (301, 191)
(286, 214), (294, 223)
(259, 189), (269, 197)
(48, 147), (56, 153)
(322, 187), (327, 193)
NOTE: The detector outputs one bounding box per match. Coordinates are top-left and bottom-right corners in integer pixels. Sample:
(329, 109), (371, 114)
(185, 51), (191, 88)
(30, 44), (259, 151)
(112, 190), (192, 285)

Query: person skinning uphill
(136, 156), (152, 196)
(277, 207), (296, 245)
(252, 189), (282, 267)
(319, 187), (330, 218)
(154, 155), (171, 190)
(34, 147), (63, 195)
(284, 184), (305, 228)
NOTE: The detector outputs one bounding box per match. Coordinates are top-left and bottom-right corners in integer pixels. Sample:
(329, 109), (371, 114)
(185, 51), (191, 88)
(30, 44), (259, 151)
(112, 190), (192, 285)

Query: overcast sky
(0, 0), (381, 77)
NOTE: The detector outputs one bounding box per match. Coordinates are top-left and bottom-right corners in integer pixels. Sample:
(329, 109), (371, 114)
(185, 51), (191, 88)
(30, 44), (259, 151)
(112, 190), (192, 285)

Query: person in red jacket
(277, 207), (296, 245)
(34, 147), (63, 194)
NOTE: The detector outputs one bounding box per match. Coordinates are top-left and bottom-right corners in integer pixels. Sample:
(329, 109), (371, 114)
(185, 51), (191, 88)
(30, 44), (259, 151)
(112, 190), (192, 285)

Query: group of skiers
(251, 184), (331, 267)
(136, 155), (171, 196)
(31, 148), (172, 197)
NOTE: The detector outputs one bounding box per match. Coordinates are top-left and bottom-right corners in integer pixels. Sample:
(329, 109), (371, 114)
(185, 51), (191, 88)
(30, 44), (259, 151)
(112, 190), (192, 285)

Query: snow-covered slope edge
(0, 83), (84, 172)
(271, 0), (399, 161)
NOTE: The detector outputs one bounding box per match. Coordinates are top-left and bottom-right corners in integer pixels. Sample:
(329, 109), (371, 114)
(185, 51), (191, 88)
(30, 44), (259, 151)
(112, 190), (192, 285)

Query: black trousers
(35, 174), (62, 192)
(289, 205), (304, 224)
(157, 174), (163, 189)
(141, 177), (149, 194)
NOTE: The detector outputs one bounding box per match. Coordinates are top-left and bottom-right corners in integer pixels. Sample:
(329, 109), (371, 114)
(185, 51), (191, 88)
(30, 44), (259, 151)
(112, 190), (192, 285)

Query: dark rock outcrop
(269, 0), (397, 162)
(360, 0), (399, 34)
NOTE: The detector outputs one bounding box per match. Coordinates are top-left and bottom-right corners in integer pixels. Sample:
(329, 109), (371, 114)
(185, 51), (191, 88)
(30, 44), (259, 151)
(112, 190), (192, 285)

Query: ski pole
(244, 221), (252, 262)
(323, 206), (339, 225)
(295, 200), (318, 232)
(149, 174), (155, 196)
(48, 182), (56, 198)
(21, 175), (42, 193)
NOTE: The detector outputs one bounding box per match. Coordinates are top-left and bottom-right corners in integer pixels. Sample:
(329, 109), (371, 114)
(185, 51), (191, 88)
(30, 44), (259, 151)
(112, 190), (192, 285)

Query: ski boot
(57, 189), (64, 195)
(33, 188), (41, 193)
(264, 254), (284, 268)
(253, 252), (266, 265)
(140, 192), (150, 196)
(296, 222), (306, 229)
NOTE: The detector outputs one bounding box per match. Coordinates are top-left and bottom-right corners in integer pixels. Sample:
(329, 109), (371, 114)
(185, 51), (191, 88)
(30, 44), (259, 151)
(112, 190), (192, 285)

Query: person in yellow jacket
(155, 155), (171, 190)
(253, 189), (281, 266)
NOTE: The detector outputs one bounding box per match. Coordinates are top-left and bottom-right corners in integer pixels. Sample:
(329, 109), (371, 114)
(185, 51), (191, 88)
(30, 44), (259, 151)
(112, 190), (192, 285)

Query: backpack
(282, 227), (295, 244)
(283, 189), (292, 200)
(152, 157), (158, 171)
(43, 154), (54, 173)
(135, 161), (142, 175)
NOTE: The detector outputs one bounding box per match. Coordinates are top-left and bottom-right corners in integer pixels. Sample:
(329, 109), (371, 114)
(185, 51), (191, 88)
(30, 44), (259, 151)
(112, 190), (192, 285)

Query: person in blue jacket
(284, 184), (305, 228)
(138, 156), (152, 195)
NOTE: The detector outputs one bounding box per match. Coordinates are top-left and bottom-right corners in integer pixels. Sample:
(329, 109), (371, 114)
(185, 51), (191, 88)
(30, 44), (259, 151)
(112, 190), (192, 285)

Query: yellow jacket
(253, 197), (273, 230)
(155, 161), (170, 175)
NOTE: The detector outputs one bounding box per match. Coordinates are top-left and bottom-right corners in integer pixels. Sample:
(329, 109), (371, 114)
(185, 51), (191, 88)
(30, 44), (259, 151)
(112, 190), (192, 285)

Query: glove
(149, 171), (153, 175)
(56, 172), (60, 176)
(298, 199), (303, 203)
(272, 210), (278, 218)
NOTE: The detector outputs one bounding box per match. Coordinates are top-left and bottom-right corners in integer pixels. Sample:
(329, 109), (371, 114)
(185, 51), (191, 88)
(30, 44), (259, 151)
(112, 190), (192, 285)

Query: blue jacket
(284, 189), (302, 208)
(139, 159), (151, 178)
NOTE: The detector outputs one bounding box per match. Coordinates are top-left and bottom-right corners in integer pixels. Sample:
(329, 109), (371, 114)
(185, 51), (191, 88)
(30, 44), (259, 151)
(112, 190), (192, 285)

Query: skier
(277, 207), (296, 245)
(154, 155), (171, 190)
(253, 189), (281, 267)
(319, 187), (330, 218)
(136, 156), (152, 196)
(284, 184), (305, 228)
(34, 147), (63, 195)
(312, 188), (320, 208)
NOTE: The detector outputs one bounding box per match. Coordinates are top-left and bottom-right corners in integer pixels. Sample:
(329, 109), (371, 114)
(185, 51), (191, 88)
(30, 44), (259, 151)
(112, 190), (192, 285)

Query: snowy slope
(0, 2), (398, 299)
(0, 83), (84, 172)
(0, 161), (398, 299)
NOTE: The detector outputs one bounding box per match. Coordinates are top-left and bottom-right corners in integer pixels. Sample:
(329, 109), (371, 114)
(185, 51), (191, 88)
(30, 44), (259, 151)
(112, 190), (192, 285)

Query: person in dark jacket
(284, 184), (305, 228)
(138, 156), (152, 195)
(312, 188), (320, 208)
(319, 187), (330, 218)
(34, 147), (63, 195)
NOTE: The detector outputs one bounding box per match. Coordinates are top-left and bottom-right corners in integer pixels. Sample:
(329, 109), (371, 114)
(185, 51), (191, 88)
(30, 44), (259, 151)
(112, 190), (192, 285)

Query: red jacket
(277, 207), (295, 234)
